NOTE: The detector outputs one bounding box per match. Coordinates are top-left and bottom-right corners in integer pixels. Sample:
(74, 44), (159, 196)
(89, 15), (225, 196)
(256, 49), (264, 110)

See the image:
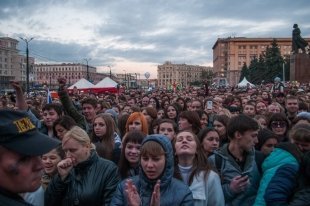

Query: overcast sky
(1, 0), (309, 79)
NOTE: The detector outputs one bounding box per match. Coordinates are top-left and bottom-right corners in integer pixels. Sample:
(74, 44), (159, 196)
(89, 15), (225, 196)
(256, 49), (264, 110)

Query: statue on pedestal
(292, 24), (308, 54)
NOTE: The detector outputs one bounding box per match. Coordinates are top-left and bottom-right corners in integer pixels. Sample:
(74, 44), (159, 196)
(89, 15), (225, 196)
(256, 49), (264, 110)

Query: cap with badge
(0, 109), (60, 156)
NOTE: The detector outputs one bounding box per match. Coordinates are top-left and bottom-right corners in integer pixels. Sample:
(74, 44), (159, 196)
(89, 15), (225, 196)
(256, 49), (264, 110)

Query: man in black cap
(0, 110), (60, 206)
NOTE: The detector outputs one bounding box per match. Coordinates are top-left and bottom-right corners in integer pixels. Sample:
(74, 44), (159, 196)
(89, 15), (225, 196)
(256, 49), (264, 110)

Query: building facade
(0, 37), (34, 90)
(157, 61), (212, 88)
(34, 63), (106, 88)
(212, 37), (310, 85)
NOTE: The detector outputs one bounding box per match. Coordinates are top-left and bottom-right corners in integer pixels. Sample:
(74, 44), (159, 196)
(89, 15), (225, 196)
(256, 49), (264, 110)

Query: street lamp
(123, 70), (127, 88)
(107, 65), (112, 78)
(19, 37), (34, 94)
(84, 58), (91, 81)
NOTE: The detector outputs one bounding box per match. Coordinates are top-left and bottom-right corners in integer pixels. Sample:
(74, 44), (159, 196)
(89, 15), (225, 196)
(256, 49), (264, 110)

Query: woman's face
(141, 153), (165, 180)
(175, 131), (197, 157)
(256, 102), (267, 115)
(125, 142), (141, 167)
(260, 138), (278, 155)
(213, 120), (226, 137)
(178, 117), (192, 131)
(157, 109), (165, 119)
(42, 149), (62, 176)
(163, 101), (170, 109)
(62, 138), (90, 165)
(202, 131), (220, 155)
(128, 118), (142, 132)
(93, 117), (107, 137)
(142, 109), (152, 125)
(167, 106), (177, 119)
(200, 113), (208, 128)
(177, 100), (185, 110)
(149, 98), (157, 108)
(257, 118), (267, 128)
(271, 121), (287, 136)
(55, 124), (68, 140)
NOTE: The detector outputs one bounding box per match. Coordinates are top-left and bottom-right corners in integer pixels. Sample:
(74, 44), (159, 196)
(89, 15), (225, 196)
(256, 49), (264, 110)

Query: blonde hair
(63, 126), (93, 149)
(218, 108), (232, 118)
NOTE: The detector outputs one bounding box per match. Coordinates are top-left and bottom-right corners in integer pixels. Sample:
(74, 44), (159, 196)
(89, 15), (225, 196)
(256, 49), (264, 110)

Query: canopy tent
(92, 77), (119, 93)
(237, 77), (255, 88)
(67, 78), (94, 92)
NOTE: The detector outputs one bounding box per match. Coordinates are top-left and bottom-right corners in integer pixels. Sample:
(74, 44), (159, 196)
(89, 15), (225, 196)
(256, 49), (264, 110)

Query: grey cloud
(2, 0), (310, 70)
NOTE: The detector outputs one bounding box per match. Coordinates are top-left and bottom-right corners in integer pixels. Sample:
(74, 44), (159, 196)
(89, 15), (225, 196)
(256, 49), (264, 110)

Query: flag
(47, 88), (53, 104)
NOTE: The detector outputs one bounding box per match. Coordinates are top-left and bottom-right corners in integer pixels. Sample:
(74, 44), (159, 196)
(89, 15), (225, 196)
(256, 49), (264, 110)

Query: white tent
(237, 77), (255, 88)
(92, 77), (119, 93)
(93, 77), (118, 88)
(68, 78), (94, 90)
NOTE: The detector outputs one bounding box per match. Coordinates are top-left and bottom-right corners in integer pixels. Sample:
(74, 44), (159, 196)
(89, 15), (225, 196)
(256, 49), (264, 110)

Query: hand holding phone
(241, 171), (249, 177)
(206, 100), (213, 109)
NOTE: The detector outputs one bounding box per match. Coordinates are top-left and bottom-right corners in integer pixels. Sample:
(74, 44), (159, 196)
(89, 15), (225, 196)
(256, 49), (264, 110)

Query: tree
(264, 39), (284, 82)
(246, 39), (285, 84)
(201, 70), (214, 84)
(239, 62), (248, 82)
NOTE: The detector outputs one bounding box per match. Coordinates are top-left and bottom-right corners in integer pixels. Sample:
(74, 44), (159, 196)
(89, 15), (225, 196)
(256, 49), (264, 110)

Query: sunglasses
(271, 121), (287, 128)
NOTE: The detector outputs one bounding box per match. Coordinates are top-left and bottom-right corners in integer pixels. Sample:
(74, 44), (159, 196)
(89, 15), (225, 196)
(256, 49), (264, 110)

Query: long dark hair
(92, 113), (118, 160)
(178, 111), (201, 134)
(174, 130), (211, 185)
(118, 131), (146, 179)
(52, 115), (77, 139)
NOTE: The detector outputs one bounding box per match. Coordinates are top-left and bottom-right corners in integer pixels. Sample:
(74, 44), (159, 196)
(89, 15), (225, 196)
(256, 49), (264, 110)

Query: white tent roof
(93, 77), (117, 88)
(237, 77), (255, 87)
(68, 78), (94, 89)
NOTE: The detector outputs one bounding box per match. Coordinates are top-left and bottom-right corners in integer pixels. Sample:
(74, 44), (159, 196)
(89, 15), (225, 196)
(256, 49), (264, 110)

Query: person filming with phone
(208, 114), (262, 206)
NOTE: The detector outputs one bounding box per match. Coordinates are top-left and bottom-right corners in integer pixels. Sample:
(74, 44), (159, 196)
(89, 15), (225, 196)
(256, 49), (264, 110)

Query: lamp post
(19, 37), (34, 94)
(123, 70), (127, 88)
(84, 58), (91, 81)
(108, 65), (112, 78)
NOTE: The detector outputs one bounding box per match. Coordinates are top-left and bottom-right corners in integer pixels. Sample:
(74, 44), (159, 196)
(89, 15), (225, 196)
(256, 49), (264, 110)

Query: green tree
(247, 39), (285, 84)
(201, 70), (214, 84)
(239, 62), (248, 82)
(264, 39), (284, 82)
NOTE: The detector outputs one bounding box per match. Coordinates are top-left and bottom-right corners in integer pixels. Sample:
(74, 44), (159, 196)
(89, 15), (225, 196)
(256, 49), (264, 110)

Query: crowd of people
(0, 77), (310, 206)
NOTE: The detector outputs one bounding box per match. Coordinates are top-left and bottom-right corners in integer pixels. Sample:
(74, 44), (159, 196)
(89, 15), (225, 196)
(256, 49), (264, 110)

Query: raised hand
(57, 77), (67, 88)
(57, 157), (75, 180)
(10, 81), (23, 91)
(125, 179), (141, 206)
(150, 180), (160, 206)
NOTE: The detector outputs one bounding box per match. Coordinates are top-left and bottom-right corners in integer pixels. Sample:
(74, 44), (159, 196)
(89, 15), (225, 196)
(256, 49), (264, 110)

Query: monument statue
(292, 24), (308, 54)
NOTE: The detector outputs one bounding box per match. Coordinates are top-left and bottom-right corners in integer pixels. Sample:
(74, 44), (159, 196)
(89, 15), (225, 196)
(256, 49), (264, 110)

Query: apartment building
(157, 61), (212, 88)
(34, 63), (107, 88)
(212, 37), (310, 85)
(0, 37), (34, 90)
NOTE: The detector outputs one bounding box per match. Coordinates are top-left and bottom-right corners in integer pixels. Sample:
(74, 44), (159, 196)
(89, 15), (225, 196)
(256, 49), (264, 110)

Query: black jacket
(0, 187), (32, 206)
(45, 151), (120, 206)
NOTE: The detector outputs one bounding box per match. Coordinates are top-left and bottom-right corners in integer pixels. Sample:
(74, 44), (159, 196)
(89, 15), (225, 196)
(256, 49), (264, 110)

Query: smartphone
(241, 171), (250, 178)
(206, 101), (213, 109)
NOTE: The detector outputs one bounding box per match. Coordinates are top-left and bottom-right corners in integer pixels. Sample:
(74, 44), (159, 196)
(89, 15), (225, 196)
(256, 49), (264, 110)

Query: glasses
(271, 121), (287, 128)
